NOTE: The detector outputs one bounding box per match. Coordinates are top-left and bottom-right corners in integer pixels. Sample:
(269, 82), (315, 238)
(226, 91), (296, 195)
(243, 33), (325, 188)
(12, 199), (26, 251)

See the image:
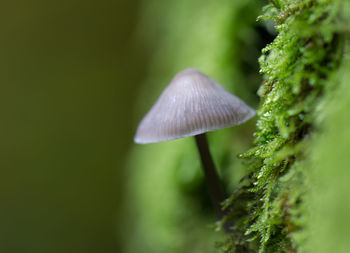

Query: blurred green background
(0, 1), (145, 252)
(0, 1), (271, 252)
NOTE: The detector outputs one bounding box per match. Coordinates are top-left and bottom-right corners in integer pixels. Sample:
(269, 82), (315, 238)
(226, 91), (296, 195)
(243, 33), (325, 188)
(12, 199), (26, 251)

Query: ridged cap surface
(134, 68), (255, 143)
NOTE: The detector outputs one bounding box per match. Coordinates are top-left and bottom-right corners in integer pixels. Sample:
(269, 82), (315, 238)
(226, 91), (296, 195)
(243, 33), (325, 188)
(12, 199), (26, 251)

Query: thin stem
(194, 133), (227, 219)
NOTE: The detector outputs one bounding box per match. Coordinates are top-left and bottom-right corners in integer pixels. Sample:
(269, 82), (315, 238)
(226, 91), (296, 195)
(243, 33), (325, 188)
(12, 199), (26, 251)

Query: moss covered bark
(222, 0), (349, 252)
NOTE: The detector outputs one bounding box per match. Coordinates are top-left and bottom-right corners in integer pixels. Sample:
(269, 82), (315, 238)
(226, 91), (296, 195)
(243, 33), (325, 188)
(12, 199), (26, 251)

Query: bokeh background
(0, 1), (274, 252)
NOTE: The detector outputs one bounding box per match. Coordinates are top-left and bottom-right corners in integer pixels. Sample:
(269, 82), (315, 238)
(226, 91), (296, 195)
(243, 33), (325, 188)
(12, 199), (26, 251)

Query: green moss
(302, 44), (350, 253)
(222, 0), (346, 252)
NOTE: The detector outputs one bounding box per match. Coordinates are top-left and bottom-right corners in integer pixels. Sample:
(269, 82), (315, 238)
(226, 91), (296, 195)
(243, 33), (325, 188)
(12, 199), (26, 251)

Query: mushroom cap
(134, 68), (255, 144)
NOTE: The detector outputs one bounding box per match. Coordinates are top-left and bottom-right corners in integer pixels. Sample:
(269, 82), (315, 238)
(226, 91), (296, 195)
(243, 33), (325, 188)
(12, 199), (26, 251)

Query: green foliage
(222, 0), (346, 252)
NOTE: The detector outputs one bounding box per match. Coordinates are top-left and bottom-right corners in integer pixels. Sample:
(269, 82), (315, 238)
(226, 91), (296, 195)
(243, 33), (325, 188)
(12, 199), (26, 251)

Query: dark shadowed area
(0, 1), (148, 252)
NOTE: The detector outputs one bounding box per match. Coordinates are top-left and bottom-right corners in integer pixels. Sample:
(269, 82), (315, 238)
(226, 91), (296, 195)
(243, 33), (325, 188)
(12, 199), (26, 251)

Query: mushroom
(134, 68), (255, 226)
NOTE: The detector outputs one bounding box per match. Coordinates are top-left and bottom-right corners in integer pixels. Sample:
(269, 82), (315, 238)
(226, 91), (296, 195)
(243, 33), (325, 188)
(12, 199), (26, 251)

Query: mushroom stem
(194, 133), (227, 218)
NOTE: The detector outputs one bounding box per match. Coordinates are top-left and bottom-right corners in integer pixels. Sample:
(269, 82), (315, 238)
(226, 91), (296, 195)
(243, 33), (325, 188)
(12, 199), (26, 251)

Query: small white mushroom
(134, 68), (255, 231)
(134, 68), (255, 144)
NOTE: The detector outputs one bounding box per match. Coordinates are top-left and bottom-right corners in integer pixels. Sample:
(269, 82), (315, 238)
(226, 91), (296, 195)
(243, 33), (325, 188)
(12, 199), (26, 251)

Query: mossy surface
(222, 0), (347, 252)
